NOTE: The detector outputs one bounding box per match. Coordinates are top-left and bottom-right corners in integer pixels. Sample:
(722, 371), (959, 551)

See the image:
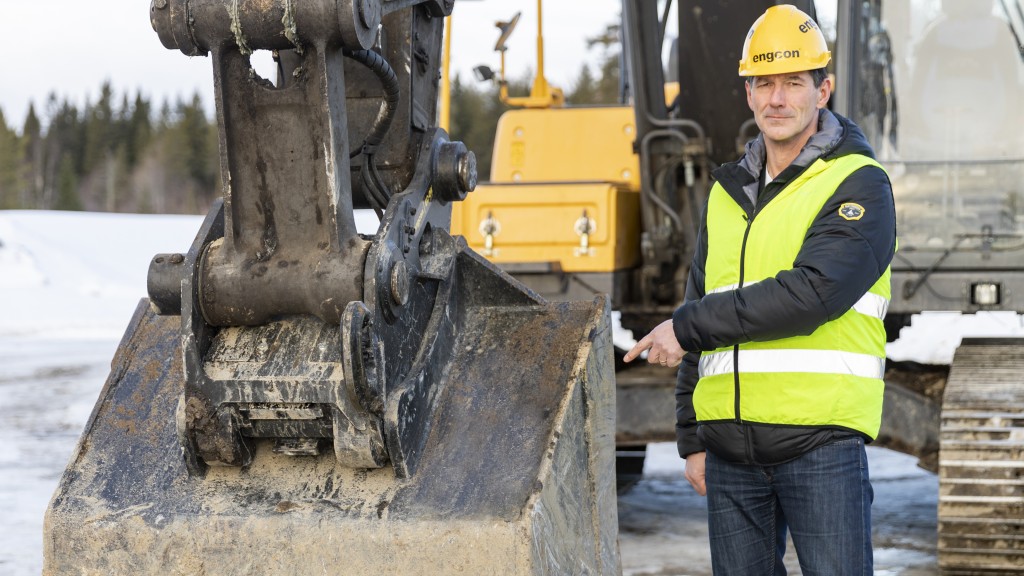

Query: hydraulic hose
(344, 48), (401, 215)
(344, 48), (401, 155)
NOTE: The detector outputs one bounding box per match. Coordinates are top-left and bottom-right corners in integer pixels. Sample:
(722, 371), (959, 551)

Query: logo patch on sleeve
(839, 202), (865, 221)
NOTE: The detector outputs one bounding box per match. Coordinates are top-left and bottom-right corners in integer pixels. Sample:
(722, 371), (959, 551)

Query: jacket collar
(713, 110), (870, 213)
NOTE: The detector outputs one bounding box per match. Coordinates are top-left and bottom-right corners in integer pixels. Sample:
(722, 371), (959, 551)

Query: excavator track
(938, 338), (1024, 574)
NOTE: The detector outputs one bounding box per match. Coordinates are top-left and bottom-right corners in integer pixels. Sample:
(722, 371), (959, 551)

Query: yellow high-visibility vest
(696, 154), (890, 439)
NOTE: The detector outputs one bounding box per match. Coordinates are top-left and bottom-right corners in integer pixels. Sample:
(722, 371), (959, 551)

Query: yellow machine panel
(488, 107), (641, 188)
(452, 182), (641, 273)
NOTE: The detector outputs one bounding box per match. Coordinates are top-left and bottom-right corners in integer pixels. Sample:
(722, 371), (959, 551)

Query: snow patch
(0, 218), (47, 288)
(886, 310), (1024, 364)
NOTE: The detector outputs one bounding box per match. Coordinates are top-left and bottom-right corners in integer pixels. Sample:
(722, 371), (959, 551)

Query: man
(624, 5), (896, 574)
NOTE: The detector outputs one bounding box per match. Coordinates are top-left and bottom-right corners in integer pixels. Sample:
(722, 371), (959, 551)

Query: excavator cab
(834, 0), (1024, 571)
(836, 0), (1024, 264)
(43, 1), (619, 574)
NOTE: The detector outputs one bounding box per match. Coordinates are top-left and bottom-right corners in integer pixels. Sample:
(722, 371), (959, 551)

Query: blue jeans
(705, 437), (873, 575)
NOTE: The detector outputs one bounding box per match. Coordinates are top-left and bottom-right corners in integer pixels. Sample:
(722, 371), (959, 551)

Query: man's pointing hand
(623, 319), (685, 367)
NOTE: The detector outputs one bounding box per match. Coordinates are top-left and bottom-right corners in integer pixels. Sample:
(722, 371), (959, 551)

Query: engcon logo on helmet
(738, 4), (831, 77)
(751, 50), (801, 64)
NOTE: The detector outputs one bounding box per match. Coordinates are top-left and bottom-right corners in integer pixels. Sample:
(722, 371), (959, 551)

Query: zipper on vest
(734, 210), (756, 422)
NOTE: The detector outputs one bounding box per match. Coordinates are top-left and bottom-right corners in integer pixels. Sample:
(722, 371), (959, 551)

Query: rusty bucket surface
(45, 289), (619, 575)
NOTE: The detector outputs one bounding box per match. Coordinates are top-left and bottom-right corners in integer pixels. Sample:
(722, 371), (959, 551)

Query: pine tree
(54, 153), (81, 211)
(0, 108), (20, 208)
(568, 65), (599, 105)
(42, 95), (84, 209)
(21, 103), (44, 208)
(179, 93), (216, 208)
(586, 23), (623, 104)
(125, 92), (152, 170)
(83, 82), (115, 174)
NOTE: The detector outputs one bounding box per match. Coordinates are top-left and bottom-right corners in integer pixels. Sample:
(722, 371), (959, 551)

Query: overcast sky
(0, 1), (840, 129)
(0, 0), (622, 127)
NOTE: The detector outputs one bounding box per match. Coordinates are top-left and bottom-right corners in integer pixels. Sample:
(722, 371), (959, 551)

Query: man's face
(745, 71), (831, 147)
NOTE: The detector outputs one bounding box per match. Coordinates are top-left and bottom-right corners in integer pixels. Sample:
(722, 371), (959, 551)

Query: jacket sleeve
(675, 205), (708, 458)
(671, 164), (896, 352)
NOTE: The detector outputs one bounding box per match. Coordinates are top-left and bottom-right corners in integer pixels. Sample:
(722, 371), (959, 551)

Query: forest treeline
(0, 29), (620, 215)
(0, 84), (217, 215)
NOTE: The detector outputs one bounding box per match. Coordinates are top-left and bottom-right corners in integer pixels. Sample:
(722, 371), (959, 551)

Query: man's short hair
(809, 68), (829, 87)
(746, 68), (829, 87)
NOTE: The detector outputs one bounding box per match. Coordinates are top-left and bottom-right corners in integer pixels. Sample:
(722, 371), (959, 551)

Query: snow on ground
(0, 210), (204, 338)
(0, 209), (1021, 575)
(0, 210), (205, 575)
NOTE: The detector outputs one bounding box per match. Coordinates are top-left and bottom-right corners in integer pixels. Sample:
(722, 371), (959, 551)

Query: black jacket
(673, 110), (897, 465)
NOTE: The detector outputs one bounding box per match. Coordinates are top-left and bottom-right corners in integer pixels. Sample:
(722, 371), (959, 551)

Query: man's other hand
(685, 452), (707, 496)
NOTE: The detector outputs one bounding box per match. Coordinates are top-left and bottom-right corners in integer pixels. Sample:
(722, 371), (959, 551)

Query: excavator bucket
(44, 274), (617, 574)
(43, 1), (619, 573)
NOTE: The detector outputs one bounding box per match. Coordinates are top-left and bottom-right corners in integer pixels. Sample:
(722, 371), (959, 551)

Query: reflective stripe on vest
(695, 153), (890, 439)
(710, 282), (889, 322)
(699, 349), (886, 380)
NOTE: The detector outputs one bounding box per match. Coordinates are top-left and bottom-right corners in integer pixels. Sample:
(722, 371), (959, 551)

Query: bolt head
(358, 0), (380, 29)
(458, 151), (478, 193)
(389, 261), (410, 306)
(433, 140), (476, 203)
